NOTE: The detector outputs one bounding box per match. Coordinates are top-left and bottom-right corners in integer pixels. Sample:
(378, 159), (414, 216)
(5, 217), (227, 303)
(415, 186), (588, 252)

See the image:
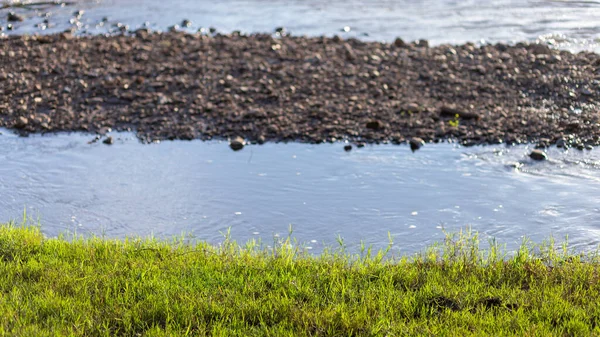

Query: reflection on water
(0, 130), (599, 254)
(1, 0), (599, 52)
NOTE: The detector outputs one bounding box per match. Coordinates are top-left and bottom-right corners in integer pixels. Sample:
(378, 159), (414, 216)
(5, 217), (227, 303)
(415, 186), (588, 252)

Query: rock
(394, 38), (407, 48)
(15, 116), (28, 129)
(366, 120), (382, 130)
(406, 103), (421, 113)
(257, 135), (266, 145)
(230, 136), (245, 151)
(356, 142), (365, 148)
(135, 28), (149, 39)
(415, 39), (429, 48)
(343, 43), (355, 61)
(103, 136), (114, 145)
(440, 106), (480, 120)
(8, 12), (24, 22)
(529, 149), (547, 161)
(556, 138), (567, 148)
(343, 144), (352, 152)
(181, 19), (192, 28)
(409, 137), (425, 151)
(586, 145), (594, 150)
(88, 135), (101, 144)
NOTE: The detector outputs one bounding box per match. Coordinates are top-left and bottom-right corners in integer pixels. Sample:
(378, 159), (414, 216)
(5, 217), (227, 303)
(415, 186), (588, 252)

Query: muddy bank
(0, 31), (599, 146)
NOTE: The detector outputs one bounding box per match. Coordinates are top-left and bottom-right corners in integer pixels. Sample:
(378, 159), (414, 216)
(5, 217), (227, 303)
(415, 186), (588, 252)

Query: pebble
(8, 12), (24, 22)
(394, 38), (406, 48)
(343, 144), (352, 152)
(406, 103), (421, 113)
(103, 136), (114, 145)
(366, 120), (382, 130)
(230, 136), (245, 151)
(409, 137), (425, 151)
(15, 116), (28, 129)
(529, 149), (547, 161)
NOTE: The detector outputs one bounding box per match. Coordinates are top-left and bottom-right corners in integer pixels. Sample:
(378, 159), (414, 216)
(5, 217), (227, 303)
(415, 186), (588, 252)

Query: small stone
(394, 37), (406, 48)
(15, 116), (28, 129)
(356, 142), (365, 148)
(8, 12), (24, 22)
(415, 39), (429, 48)
(181, 19), (192, 28)
(366, 120), (382, 130)
(586, 145), (594, 150)
(409, 137), (425, 151)
(103, 136), (114, 145)
(344, 144), (352, 152)
(230, 136), (245, 151)
(529, 149), (547, 161)
(257, 135), (266, 145)
(556, 138), (567, 148)
(406, 103), (421, 113)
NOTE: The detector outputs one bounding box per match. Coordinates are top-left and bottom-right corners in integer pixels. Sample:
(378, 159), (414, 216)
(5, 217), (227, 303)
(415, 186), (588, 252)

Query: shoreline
(1, 31), (599, 148)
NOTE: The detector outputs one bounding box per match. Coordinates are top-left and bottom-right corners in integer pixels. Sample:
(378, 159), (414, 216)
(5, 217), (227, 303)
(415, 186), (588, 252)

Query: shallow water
(2, 0), (600, 52)
(1, 130), (599, 254)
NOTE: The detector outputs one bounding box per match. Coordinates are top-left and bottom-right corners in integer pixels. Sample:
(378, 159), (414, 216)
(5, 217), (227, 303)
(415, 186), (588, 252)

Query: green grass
(1, 222), (600, 336)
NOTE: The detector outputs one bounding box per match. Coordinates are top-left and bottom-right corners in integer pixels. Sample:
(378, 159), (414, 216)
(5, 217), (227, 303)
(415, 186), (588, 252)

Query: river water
(1, 131), (599, 254)
(1, 0), (600, 52)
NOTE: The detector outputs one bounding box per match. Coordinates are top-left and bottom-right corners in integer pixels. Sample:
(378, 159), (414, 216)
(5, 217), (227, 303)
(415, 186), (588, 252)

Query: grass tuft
(0, 223), (599, 336)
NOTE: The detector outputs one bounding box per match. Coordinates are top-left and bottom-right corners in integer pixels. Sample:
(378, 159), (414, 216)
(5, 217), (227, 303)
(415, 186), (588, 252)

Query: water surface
(2, 0), (600, 52)
(1, 130), (599, 254)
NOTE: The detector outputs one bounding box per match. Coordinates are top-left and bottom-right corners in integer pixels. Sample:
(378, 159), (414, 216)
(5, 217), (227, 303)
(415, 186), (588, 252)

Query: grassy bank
(1, 223), (599, 336)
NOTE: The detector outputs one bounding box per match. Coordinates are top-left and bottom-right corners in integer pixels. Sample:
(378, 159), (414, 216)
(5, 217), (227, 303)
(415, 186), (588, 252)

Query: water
(1, 130), (599, 254)
(2, 0), (600, 52)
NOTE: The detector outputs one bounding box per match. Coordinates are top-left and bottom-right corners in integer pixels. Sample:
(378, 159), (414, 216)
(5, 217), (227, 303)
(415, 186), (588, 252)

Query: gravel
(1, 31), (599, 146)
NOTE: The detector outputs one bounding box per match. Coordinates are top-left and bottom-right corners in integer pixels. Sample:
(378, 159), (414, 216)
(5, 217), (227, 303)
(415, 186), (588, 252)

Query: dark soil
(1, 30), (599, 147)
